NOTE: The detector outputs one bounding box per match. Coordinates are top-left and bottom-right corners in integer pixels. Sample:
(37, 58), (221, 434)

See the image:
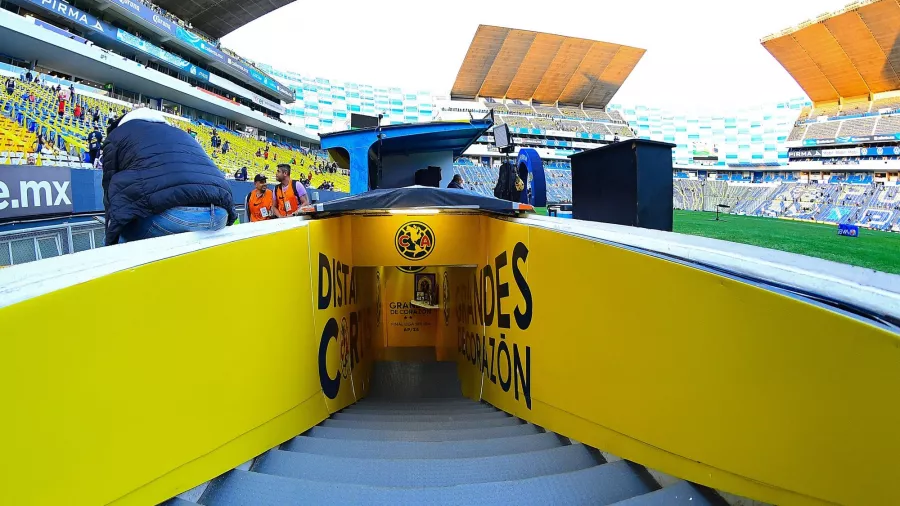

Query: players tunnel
(1, 185), (899, 506)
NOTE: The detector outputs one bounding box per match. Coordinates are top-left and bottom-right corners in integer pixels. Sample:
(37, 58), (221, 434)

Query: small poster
(414, 273), (437, 306)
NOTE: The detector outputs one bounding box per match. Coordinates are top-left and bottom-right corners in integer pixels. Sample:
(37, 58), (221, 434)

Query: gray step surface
(162, 499), (198, 506)
(320, 416), (520, 431)
(306, 422), (540, 441)
(163, 363), (723, 506)
(369, 361), (462, 399)
(342, 402), (495, 413)
(253, 444), (597, 487)
(611, 481), (723, 506)
(201, 461), (653, 506)
(281, 432), (565, 459)
(331, 410), (510, 422)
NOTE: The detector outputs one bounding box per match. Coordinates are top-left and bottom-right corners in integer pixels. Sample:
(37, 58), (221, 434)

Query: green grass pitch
(673, 211), (900, 275)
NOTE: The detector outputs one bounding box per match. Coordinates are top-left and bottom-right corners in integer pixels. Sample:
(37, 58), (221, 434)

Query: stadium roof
(154, 0), (294, 40)
(450, 25), (645, 109)
(761, 0), (900, 104)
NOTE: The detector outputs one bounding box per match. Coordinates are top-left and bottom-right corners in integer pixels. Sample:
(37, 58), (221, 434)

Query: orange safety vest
(275, 181), (302, 215)
(246, 189), (274, 222)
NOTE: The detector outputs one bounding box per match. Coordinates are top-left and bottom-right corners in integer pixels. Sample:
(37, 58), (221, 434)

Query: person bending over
(102, 108), (237, 244)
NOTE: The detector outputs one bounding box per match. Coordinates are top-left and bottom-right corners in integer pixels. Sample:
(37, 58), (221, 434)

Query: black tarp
(304, 186), (532, 215)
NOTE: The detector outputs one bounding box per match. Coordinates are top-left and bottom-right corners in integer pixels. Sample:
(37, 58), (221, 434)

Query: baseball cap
(254, 174), (267, 183)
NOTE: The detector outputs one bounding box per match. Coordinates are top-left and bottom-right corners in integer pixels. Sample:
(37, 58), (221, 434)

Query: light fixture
(389, 209), (441, 215)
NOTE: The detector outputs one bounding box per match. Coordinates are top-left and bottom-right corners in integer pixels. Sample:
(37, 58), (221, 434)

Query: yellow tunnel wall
(1, 213), (899, 506)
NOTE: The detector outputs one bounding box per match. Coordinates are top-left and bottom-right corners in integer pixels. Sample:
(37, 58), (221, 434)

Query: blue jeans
(119, 205), (228, 243)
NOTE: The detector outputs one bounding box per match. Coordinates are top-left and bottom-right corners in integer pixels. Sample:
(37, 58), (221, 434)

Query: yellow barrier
(0, 223), (376, 505)
(1, 213), (898, 505)
(453, 218), (900, 506)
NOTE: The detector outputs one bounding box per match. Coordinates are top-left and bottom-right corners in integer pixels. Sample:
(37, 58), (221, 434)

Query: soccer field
(673, 211), (900, 275)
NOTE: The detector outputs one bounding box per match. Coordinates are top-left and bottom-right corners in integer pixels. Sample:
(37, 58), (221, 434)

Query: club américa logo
(397, 266), (426, 274)
(395, 221), (435, 261)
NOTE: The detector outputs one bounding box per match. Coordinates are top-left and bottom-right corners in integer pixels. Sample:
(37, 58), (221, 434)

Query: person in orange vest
(245, 174), (274, 222)
(273, 164), (309, 217)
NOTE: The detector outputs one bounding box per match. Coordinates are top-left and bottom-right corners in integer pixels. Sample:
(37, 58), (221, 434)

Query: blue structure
(319, 120), (493, 195)
(516, 148), (547, 208)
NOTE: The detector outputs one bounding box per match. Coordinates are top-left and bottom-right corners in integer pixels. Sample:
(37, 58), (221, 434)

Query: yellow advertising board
(350, 214), (483, 267)
(453, 217), (900, 506)
(0, 227), (329, 506)
(308, 218), (373, 413)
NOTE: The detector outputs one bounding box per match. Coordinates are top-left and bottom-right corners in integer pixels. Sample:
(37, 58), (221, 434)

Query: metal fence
(0, 220), (106, 268)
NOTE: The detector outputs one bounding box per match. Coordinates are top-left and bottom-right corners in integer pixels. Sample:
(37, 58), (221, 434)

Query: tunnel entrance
(366, 265), (476, 399)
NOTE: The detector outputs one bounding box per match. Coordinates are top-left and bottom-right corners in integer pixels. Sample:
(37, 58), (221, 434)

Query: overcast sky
(222, 0), (850, 112)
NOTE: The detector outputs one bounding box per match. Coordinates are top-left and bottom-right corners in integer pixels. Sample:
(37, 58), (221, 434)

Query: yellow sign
(452, 217), (900, 506)
(351, 214), (483, 267)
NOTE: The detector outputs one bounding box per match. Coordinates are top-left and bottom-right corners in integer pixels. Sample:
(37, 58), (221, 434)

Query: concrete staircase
(164, 361), (726, 505)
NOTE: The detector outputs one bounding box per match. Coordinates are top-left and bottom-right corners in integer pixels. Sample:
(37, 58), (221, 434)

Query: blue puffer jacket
(102, 109), (236, 245)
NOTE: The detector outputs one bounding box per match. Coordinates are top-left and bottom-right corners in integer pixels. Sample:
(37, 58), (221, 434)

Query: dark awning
(302, 187), (533, 215)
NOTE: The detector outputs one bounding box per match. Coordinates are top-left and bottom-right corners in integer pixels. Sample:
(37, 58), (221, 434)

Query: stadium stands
(582, 109), (610, 122)
(0, 78), (349, 191)
(1, 80), (123, 163)
(810, 102), (840, 119)
(506, 103), (535, 115)
(874, 115), (900, 135)
(788, 124), (807, 142)
(672, 178), (900, 232)
(451, 160), (572, 203)
(872, 95), (900, 112)
(499, 115), (533, 129)
(837, 117), (877, 137)
(804, 121), (841, 140)
(839, 97), (870, 117)
(559, 107), (587, 119)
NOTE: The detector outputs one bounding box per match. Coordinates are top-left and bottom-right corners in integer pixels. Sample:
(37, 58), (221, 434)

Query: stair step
(161, 498), (198, 506)
(254, 444), (596, 487)
(355, 397), (474, 406)
(345, 401), (492, 411)
(282, 432), (564, 459)
(307, 423), (539, 442)
(321, 416), (520, 431)
(611, 481), (722, 506)
(332, 410), (510, 422)
(202, 461), (652, 506)
(340, 407), (497, 417)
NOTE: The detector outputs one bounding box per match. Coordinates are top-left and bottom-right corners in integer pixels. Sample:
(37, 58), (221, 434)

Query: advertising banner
(838, 223), (860, 237)
(115, 29), (210, 82)
(209, 74), (285, 114)
(790, 149), (822, 158)
(308, 217), (373, 412)
(0, 165), (73, 220)
(804, 133), (900, 146)
(108, 0), (176, 36)
(822, 147), (861, 157)
(861, 146), (900, 157)
(19, 0), (115, 36)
